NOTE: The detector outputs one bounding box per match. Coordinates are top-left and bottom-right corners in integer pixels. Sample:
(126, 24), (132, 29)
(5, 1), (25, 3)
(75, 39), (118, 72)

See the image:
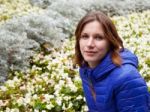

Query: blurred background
(0, 0), (150, 111)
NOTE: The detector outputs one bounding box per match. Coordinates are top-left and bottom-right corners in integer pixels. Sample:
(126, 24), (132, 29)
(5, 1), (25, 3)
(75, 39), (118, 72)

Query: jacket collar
(80, 48), (138, 80)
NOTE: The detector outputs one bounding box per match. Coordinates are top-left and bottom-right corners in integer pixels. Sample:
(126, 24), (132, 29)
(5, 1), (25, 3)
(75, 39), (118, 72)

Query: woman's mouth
(85, 51), (97, 56)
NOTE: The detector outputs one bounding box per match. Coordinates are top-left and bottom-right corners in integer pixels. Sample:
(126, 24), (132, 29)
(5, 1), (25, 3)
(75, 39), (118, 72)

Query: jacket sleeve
(114, 76), (150, 112)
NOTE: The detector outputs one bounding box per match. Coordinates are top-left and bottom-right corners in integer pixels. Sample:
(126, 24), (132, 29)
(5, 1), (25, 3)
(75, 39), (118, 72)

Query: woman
(74, 11), (150, 112)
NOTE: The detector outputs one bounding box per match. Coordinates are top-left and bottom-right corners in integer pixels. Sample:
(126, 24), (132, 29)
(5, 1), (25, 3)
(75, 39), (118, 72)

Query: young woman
(74, 11), (150, 112)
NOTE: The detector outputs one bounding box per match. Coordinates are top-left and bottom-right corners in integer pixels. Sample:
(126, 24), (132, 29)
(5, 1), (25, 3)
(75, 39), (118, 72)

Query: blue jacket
(79, 48), (150, 112)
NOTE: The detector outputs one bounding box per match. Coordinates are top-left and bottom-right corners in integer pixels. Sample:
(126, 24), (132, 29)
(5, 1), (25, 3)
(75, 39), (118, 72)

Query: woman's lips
(85, 51), (97, 56)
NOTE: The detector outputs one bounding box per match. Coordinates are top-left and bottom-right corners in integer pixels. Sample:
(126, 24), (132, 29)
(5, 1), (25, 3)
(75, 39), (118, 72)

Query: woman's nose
(87, 37), (94, 47)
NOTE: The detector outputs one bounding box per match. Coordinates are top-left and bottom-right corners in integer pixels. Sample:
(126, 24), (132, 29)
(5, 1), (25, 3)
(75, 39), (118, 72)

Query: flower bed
(0, 2), (149, 111)
(0, 0), (43, 25)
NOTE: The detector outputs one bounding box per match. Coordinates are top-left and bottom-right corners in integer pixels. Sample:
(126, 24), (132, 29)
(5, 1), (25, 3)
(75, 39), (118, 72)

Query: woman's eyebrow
(93, 33), (104, 37)
(81, 33), (88, 36)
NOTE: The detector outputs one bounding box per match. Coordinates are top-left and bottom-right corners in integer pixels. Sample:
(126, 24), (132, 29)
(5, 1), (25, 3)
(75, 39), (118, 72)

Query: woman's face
(79, 20), (109, 68)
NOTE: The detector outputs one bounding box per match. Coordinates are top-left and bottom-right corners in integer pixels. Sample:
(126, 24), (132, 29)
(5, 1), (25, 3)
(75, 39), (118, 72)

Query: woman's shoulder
(110, 64), (148, 92)
(107, 48), (140, 82)
(112, 63), (140, 77)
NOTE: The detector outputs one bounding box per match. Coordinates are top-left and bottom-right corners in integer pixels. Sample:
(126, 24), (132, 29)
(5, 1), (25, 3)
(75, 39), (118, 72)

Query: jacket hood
(80, 48), (139, 80)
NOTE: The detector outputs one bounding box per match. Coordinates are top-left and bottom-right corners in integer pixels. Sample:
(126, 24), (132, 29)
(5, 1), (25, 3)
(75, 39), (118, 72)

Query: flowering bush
(0, 9), (69, 82)
(30, 0), (150, 16)
(0, 10), (150, 111)
(0, 0), (43, 25)
(0, 38), (87, 112)
(1, 0), (150, 82)
(0, 0), (149, 111)
(113, 11), (150, 82)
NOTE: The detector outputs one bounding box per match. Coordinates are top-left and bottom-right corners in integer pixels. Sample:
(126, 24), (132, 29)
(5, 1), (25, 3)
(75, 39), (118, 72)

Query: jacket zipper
(84, 69), (96, 101)
(88, 77), (96, 101)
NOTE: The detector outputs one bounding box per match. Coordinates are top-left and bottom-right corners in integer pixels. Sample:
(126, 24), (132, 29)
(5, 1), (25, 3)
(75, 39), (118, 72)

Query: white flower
(54, 90), (59, 96)
(34, 109), (39, 112)
(42, 75), (49, 82)
(35, 77), (43, 82)
(5, 107), (11, 112)
(68, 102), (73, 108)
(56, 97), (62, 106)
(83, 105), (89, 112)
(32, 65), (42, 71)
(6, 80), (15, 88)
(54, 84), (61, 91)
(1, 100), (9, 107)
(24, 93), (32, 105)
(70, 84), (77, 92)
(147, 81), (150, 87)
(20, 85), (26, 91)
(63, 96), (71, 101)
(76, 95), (83, 100)
(43, 94), (54, 103)
(62, 103), (66, 110)
(13, 76), (20, 83)
(83, 97), (86, 102)
(0, 86), (7, 91)
(74, 75), (81, 81)
(59, 80), (65, 85)
(10, 108), (19, 112)
(33, 94), (38, 100)
(5, 107), (19, 112)
(46, 103), (54, 110)
(16, 97), (24, 106)
(0, 100), (2, 105)
(41, 110), (46, 112)
(26, 84), (34, 93)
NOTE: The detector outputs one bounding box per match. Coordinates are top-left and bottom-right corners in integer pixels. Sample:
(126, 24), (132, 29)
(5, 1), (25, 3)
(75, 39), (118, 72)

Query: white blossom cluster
(0, 1), (149, 111)
(0, 10), (149, 111)
(113, 11), (150, 82)
(0, 0), (42, 24)
(1, 0), (150, 82)
(0, 2), (70, 82)
(0, 38), (87, 111)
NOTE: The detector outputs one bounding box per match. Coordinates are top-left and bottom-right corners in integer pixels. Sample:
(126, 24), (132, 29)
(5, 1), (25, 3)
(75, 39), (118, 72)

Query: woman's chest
(82, 77), (117, 111)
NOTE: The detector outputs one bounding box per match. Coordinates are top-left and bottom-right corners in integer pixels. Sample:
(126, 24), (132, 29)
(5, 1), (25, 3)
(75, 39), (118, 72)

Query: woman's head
(74, 11), (124, 67)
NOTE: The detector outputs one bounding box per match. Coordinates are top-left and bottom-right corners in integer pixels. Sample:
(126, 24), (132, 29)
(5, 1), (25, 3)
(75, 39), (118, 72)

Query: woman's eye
(95, 35), (103, 40)
(81, 35), (89, 39)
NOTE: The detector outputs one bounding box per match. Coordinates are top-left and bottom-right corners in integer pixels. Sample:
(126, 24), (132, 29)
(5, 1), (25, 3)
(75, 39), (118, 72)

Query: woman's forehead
(81, 21), (104, 34)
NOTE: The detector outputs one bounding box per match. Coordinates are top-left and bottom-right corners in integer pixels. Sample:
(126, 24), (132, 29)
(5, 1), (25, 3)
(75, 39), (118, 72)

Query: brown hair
(74, 11), (124, 67)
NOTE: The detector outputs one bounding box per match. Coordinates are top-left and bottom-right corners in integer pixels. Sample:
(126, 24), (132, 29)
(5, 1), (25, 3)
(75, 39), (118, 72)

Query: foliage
(0, 10), (150, 110)
(0, 0), (42, 24)
(0, 39), (87, 112)
(0, 1), (149, 111)
(30, 0), (150, 16)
